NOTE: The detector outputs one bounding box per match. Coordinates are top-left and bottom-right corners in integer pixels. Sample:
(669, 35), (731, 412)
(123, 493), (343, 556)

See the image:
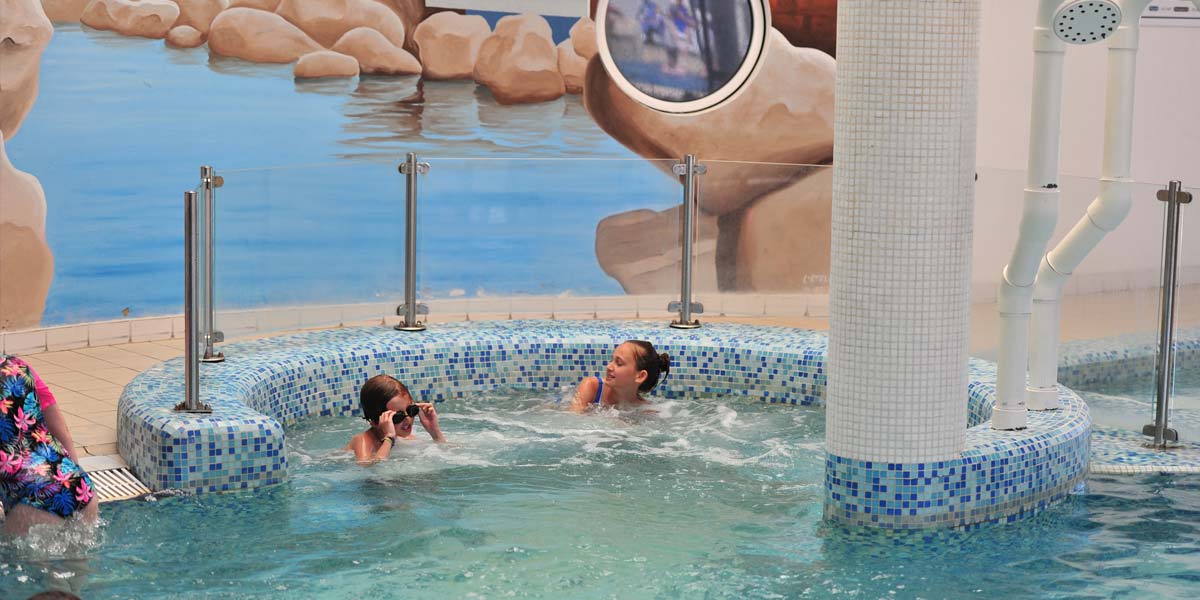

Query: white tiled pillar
(827, 0), (981, 463)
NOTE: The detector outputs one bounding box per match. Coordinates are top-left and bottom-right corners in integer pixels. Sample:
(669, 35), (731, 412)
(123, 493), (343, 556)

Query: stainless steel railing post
(670, 154), (705, 329)
(1143, 180), (1192, 447)
(176, 190), (212, 414)
(200, 166), (225, 362)
(396, 153), (430, 331)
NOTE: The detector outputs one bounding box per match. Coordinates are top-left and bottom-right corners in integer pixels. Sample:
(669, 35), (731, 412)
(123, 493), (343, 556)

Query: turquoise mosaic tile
(119, 322), (830, 495)
(825, 373), (1091, 530)
(118, 320), (1092, 529)
(1090, 428), (1200, 473)
(1058, 327), (1200, 389)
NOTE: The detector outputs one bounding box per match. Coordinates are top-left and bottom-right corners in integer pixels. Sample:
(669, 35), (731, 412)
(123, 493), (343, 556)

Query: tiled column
(826, 0), (981, 525)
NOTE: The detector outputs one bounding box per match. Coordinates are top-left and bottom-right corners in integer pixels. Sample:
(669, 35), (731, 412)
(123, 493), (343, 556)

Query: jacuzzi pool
(0, 321), (1127, 596)
(7, 383), (1200, 598)
(3, 391), (1199, 598)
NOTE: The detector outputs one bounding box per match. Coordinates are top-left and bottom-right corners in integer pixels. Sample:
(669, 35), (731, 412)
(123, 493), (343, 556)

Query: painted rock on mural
(1, 0), (53, 139)
(40, 0), (90, 22)
(569, 17), (596, 60)
(413, 12), (491, 80)
(81, 0), (181, 39)
(332, 27), (421, 75)
(379, 0), (425, 55)
(474, 13), (565, 105)
(229, 0), (278, 10)
(208, 8), (322, 63)
(735, 167), (832, 291)
(595, 204), (719, 295)
(166, 25), (205, 48)
(294, 50), (360, 79)
(275, 0), (406, 49)
(557, 39), (587, 95)
(174, 0), (230, 35)
(584, 29), (835, 216)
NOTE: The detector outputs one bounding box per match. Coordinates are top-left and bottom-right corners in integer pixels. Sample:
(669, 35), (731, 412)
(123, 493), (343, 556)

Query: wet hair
(360, 374), (410, 424)
(626, 340), (671, 393)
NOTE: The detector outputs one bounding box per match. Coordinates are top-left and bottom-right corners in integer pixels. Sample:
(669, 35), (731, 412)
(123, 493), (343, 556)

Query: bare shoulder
(570, 376), (600, 412)
(578, 376), (599, 395)
(346, 431), (369, 452)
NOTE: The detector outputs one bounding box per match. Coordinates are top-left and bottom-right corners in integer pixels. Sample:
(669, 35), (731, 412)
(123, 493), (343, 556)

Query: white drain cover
(89, 467), (152, 503)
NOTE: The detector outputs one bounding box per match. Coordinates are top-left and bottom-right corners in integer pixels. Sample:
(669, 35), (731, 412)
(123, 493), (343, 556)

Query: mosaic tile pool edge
(116, 320), (1087, 530)
(118, 322), (831, 495)
(824, 383), (1091, 529)
(1058, 327), (1200, 389)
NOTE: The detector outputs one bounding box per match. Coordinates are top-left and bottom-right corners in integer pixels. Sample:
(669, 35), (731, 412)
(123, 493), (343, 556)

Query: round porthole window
(595, 0), (771, 114)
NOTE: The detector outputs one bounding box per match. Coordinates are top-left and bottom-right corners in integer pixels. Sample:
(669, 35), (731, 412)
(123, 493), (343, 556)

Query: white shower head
(1053, 0), (1121, 44)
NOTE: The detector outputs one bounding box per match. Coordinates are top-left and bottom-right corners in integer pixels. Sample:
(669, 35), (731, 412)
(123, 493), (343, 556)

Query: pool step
(78, 455), (152, 503)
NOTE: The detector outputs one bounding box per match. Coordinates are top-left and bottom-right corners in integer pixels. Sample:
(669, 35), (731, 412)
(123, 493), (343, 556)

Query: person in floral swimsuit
(0, 355), (97, 535)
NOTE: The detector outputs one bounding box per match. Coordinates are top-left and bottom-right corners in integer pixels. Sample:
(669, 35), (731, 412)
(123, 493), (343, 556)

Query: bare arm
(415, 403), (446, 443)
(42, 404), (82, 461)
(570, 377), (599, 413)
(350, 411), (398, 466)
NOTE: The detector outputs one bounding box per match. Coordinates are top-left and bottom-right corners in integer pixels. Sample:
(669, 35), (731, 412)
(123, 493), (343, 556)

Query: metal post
(396, 153), (429, 331)
(670, 154), (705, 329)
(176, 191), (212, 414)
(200, 166), (225, 362)
(1143, 180), (1192, 447)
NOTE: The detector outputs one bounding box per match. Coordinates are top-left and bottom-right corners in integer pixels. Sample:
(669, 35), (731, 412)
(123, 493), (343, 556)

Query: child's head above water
(608, 340), (672, 393)
(359, 374), (412, 424)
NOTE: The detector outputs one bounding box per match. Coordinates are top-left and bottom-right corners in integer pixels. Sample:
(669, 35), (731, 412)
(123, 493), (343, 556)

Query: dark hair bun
(658, 352), (671, 375)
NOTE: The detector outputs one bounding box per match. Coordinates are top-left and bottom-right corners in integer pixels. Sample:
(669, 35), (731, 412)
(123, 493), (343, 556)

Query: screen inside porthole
(597, 0), (768, 114)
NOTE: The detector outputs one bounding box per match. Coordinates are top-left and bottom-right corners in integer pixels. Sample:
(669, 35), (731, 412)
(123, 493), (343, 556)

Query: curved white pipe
(993, 0), (1068, 431)
(1026, 0), (1150, 410)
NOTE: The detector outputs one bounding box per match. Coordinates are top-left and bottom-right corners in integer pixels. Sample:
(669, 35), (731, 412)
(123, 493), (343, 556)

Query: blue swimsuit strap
(593, 376), (604, 405)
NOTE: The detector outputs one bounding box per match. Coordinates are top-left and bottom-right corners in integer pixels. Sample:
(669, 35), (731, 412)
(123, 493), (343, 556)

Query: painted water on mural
(9, 24), (680, 325)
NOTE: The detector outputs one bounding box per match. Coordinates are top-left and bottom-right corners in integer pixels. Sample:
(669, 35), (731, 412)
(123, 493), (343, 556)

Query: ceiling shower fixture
(1053, 0), (1122, 44)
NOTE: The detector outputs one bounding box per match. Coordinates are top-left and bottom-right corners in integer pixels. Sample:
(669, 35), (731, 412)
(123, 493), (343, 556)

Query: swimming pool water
(3, 390), (1200, 599)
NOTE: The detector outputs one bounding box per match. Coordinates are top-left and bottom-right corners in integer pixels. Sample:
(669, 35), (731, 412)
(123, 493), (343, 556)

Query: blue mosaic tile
(824, 382), (1090, 529)
(1058, 328), (1200, 389)
(119, 321), (830, 495)
(117, 320), (1090, 530)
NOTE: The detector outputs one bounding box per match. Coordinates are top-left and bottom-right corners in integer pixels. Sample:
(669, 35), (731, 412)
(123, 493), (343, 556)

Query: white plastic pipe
(1026, 0), (1150, 410)
(993, 0), (1068, 431)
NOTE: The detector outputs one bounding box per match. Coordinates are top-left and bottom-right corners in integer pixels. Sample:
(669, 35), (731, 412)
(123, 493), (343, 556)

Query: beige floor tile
(81, 443), (119, 457)
(94, 352), (162, 372)
(73, 425), (117, 447)
(85, 409), (119, 429)
(118, 342), (183, 360)
(27, 350), (115, 372)
(40, 371), (102, 388)
(74, 346), (150, 364)
(153, 339), (184, 350)
(81, 385), (127, 403)
(15, 356), (74, 375)
(82, 367), (141, 387)
(53, 393), (110, 413)
(60, 410), (98, 431)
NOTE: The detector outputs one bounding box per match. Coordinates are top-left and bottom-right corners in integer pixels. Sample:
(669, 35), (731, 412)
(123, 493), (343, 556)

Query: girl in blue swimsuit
(570, 340), (671, 413)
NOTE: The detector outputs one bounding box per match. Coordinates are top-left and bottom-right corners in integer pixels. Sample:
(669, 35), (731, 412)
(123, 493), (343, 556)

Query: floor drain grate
(89, 467), (152, 503)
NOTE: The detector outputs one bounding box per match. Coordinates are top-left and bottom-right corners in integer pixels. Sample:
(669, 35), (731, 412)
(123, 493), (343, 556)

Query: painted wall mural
(0, 0), (836, 330)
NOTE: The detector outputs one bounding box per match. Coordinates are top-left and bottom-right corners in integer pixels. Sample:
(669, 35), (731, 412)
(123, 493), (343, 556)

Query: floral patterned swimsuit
(0, 355), (94, 518)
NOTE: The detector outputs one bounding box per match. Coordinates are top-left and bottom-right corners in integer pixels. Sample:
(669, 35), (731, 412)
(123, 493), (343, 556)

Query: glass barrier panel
(1159, 182), (1200, 442)
(1041, 174), (1172, 438)
(213, 160), (403, 339)
(693, 160), (832, 328)
(416, 157), (682, 322)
